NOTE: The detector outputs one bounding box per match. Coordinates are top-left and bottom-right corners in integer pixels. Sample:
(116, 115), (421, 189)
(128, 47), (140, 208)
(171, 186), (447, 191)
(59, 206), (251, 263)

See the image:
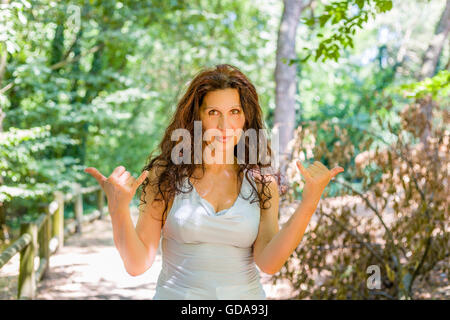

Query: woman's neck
(201, 144), (238, 173)
(194, 155), (240, 176)
(203, 162), (239, 174)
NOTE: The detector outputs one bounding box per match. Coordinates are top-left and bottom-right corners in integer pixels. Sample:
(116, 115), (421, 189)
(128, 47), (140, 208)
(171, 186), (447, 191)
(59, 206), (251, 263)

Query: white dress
(152, 168), (267, 300)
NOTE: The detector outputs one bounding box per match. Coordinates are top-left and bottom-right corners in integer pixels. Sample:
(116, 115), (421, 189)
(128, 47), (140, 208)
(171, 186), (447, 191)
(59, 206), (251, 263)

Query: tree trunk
(274, 0), (309, 177)
(419, 0), (450, 80)
(418, 0), (450, 150)
(0, 1), (9, 243)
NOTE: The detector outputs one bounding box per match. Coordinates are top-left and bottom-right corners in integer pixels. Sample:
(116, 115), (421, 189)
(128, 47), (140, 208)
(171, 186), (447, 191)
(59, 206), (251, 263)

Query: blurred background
(0, 0), (448, 300)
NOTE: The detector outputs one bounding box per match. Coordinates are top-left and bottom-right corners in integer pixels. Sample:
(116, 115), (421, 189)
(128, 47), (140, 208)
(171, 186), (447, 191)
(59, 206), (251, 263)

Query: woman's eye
(208, 109), (240, 116)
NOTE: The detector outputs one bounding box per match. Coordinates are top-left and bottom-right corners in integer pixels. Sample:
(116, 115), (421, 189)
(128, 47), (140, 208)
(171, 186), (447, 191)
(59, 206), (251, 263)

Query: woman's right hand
(84, 166), (149, 216)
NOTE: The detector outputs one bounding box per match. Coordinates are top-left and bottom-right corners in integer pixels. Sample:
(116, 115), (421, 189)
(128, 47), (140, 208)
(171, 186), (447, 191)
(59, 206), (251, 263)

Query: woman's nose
(217, 115), (233, 132)
(218, 117), (234, 136)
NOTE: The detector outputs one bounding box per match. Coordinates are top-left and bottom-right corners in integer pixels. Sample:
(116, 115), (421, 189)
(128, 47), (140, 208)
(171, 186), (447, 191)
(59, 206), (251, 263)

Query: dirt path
(0, 206), (293, 300)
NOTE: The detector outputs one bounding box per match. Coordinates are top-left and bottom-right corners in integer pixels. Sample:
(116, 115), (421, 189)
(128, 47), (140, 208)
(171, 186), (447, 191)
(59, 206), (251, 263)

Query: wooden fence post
(97, 189), (104, 220)
(38, 207), (50, 280)
(18, 222), (37, 300)
(52, 191), (64, 251)
(0, 203), (10, 244)
(74, 183), (83, 233)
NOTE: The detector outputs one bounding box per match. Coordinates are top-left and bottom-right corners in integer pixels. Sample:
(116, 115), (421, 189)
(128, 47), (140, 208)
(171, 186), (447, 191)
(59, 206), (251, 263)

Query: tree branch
(408, 233), (432, 297)
(320, 210), (385, 264)
(50, 43), (105, 71)
(0, 81), (13, 95)
(334, 178), (404, 258)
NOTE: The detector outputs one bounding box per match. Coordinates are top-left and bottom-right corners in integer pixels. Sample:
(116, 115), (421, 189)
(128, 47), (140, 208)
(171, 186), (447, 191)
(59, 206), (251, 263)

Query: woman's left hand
(296, 160), (344, 205)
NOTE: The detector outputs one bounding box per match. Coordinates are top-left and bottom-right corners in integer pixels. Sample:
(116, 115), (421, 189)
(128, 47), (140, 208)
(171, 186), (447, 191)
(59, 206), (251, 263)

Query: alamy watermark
(170, 121), (280, 173)
(366, 264), (381, 290)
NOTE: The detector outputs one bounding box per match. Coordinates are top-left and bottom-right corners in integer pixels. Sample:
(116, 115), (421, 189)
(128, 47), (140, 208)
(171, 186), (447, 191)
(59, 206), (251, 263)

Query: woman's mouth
(216, 136), (233, 143)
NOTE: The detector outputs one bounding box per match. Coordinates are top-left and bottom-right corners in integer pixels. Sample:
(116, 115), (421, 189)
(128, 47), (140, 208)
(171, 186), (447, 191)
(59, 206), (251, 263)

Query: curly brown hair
(139, 64), (286, 228)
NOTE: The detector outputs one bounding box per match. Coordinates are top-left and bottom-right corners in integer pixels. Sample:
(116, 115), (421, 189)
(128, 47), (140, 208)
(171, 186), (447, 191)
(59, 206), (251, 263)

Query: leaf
(300, 53), (311, 63)
(319, 14), (331, 27)
(288, 58), (298, 66)
(356, 0), (365, 10)
(315, 43), (325, 61)
(303, 17), (316, 27)
(385, 263), (395, 282)
(402, 272), (412, 291)
(377, 0), (393, 12)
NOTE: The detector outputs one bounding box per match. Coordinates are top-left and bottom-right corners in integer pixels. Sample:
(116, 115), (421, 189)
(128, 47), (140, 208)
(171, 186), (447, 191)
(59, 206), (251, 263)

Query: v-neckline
(188, 171), (246, 215)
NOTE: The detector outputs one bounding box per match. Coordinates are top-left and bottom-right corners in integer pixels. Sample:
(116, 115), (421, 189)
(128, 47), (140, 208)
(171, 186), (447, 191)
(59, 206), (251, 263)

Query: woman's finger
(330, 166), (345, 179)
(119, 171), (131, 182)
(84, 167), (107, 186)
(125, 175), (135, 186)
(306, 162), (324, 178)
(296, 161), (312, 181)
(132, 170), (149, 190)
(313, 161), (329, 171)
(308, 164), (322, 177)
(110, 166), (126, 179)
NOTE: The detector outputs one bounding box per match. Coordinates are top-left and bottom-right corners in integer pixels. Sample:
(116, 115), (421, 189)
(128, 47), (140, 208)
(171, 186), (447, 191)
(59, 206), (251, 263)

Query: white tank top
(152, 168), (267, 300)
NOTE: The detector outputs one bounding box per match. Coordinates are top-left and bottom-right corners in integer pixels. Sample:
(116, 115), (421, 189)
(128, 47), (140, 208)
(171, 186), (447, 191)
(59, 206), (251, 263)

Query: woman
(85, 64), (344, 300)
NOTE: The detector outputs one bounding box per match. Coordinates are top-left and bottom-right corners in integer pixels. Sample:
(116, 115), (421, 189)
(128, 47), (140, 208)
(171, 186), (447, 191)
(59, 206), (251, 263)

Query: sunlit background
(0, 0), (448, 300)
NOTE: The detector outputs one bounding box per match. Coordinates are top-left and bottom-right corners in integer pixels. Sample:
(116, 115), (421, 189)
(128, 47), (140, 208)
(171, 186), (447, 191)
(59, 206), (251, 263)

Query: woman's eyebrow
(205, 104), (241, 110)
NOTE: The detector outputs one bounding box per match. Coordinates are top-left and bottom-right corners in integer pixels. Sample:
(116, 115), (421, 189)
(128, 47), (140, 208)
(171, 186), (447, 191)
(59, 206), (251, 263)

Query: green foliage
(0, 0), (447, 299)
(0, 126), (54, 202)
(397, 70), (450, 100)
(0, 0), (275, 226)
(275, 71), (449, 300)
(298, 0), (393, 63)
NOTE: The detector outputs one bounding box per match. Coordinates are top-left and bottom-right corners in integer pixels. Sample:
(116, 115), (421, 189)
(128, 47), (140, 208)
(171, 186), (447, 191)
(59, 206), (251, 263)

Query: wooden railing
(0, 183), (106, 299)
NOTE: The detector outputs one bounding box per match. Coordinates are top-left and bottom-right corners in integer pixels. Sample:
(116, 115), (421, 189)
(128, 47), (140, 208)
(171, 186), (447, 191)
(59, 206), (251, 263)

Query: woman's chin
(209, 140), (234, 152)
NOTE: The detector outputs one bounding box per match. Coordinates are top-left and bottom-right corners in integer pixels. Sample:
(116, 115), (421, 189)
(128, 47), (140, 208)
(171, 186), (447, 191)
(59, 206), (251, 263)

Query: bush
(272, 78), (449, 299)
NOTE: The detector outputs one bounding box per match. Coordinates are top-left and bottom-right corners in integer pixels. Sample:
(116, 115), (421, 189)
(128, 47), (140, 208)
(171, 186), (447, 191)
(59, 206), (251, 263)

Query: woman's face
(199, 88), (245, 152)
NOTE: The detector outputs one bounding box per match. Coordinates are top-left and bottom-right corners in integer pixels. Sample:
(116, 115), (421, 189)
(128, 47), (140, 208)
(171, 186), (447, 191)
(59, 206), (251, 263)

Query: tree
(418, 0), (450, 150)
(272, 70), (449, 299)
(273, 0), (393, 181)
(274, 0), (311, 185)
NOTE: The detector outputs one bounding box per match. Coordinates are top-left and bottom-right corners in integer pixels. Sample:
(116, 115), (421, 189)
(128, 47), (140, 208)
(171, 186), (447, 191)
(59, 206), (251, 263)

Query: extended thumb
(296, 161), (306, 174)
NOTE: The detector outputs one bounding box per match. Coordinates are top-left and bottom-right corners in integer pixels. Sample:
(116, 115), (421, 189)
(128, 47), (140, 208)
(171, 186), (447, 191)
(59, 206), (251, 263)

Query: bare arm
(254, 193), (316, 275)
(133, 166), (172, 276)
(85, 164), (167, 277)
(110, 204), (153, 276)
(254, 161), (344, 275)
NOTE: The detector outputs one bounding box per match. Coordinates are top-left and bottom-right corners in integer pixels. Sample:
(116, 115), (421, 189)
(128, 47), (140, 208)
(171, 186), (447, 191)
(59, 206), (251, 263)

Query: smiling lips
(216, 135), (233, 143)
